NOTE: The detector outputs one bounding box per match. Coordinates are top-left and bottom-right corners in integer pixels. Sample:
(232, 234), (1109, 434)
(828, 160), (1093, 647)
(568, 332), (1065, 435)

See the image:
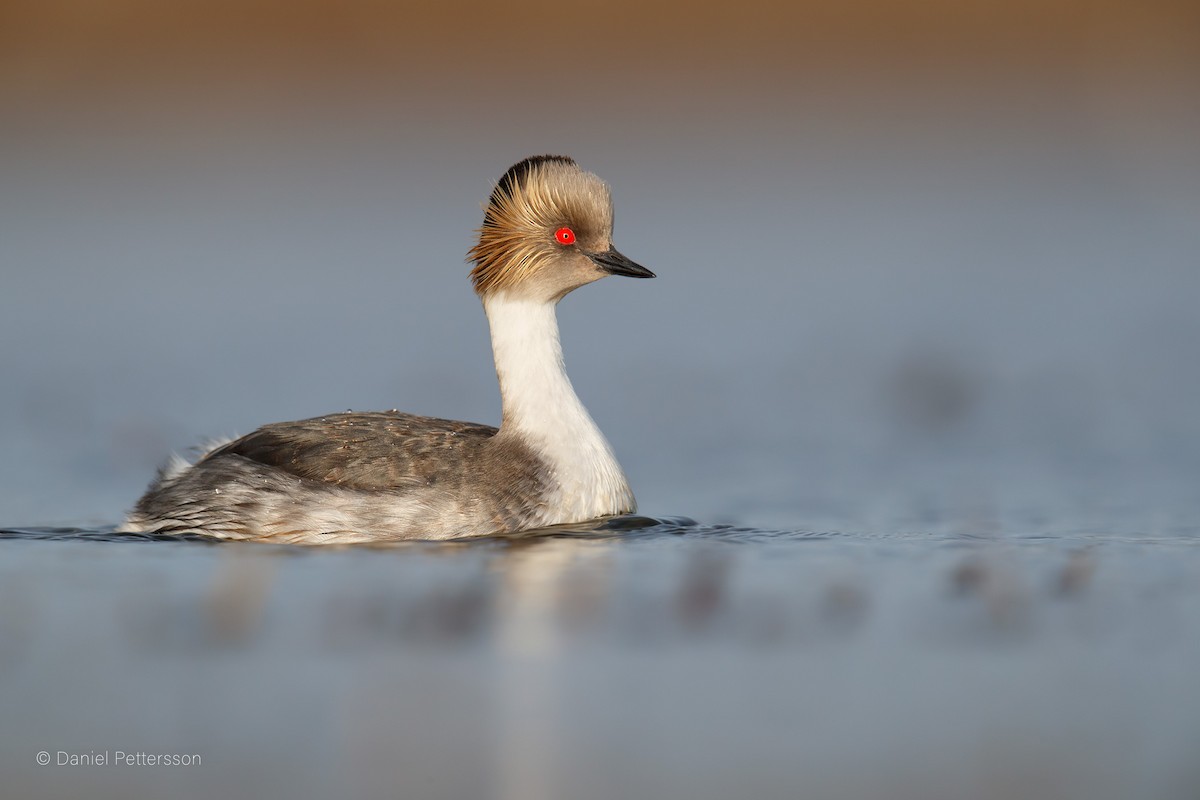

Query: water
(5, 8), (1200, 794)
(3, 516), (1199, 799)
(6, 161), (1200, 797)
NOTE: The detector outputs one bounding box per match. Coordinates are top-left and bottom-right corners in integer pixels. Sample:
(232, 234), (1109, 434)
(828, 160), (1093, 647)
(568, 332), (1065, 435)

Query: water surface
(3, 517), (1198, 799)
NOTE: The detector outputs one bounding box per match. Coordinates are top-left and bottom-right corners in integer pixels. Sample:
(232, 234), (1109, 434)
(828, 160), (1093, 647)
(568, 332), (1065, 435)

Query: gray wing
(203, 411), (499, 491)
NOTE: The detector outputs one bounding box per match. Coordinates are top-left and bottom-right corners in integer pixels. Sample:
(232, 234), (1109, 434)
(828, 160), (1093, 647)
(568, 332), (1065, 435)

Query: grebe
(124, 155), (654, 543)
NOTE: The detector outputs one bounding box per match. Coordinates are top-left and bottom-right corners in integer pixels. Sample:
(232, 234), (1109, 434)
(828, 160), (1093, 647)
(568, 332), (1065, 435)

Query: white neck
(483, 293), (635, 522)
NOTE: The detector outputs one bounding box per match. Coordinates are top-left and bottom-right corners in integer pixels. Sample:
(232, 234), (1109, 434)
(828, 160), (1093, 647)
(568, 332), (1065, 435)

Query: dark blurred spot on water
(886, 349), (981, 435)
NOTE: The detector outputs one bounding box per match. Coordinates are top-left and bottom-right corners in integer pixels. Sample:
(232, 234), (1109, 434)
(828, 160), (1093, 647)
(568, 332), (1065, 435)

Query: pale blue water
(3, 517), (1199, 799)
(4, 84), (1200, 797)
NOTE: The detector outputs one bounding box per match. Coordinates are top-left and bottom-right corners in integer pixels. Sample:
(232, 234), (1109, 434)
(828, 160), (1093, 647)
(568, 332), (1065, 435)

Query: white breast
(484, 294), (635, 523)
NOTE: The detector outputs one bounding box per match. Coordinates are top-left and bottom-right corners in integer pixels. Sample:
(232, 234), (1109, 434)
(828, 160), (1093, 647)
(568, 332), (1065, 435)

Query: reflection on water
(2, 523), (1198, 799)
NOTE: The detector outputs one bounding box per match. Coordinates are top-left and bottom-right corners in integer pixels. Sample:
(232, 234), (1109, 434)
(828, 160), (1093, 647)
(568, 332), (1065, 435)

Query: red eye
(554, 227), (576, 245)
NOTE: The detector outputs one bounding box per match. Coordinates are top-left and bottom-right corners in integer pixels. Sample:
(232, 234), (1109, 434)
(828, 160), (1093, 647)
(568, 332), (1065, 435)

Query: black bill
(588, 246), (656, 279)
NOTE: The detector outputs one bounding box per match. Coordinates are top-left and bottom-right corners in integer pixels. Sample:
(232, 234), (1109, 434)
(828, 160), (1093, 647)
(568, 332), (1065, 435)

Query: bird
(123, 155), (655, 543)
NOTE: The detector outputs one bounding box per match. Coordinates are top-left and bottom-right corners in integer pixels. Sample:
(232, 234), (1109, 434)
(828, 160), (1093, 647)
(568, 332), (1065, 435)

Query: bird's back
(207, 411), (500, 490)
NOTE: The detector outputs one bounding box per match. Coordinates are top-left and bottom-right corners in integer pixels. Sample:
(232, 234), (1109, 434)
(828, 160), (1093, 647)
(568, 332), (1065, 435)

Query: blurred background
(4, 4), (1200, 800)
(2, 0), (1198, 530)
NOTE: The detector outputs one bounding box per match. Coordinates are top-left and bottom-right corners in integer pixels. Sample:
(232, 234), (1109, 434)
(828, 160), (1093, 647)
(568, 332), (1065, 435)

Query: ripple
(0, 526), (212, 544)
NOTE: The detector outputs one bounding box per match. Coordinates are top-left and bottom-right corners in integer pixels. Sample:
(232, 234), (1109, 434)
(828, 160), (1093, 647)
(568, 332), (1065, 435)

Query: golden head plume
(468, 155), (613, 295)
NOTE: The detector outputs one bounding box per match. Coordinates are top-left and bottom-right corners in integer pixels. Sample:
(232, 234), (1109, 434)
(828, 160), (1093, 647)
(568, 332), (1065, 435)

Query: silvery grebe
(124, 155), (654, 543)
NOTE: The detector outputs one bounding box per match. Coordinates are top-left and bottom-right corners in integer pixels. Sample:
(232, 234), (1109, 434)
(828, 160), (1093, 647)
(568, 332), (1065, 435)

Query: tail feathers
(154, 436), (237, 486)
(157, 453), (193, 484)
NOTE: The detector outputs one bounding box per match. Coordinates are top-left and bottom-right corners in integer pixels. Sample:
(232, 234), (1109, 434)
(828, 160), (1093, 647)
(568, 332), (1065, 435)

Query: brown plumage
(129, 412), (550, 542)
(469, 155), (614, 296)
(208, 412), (500, 491)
